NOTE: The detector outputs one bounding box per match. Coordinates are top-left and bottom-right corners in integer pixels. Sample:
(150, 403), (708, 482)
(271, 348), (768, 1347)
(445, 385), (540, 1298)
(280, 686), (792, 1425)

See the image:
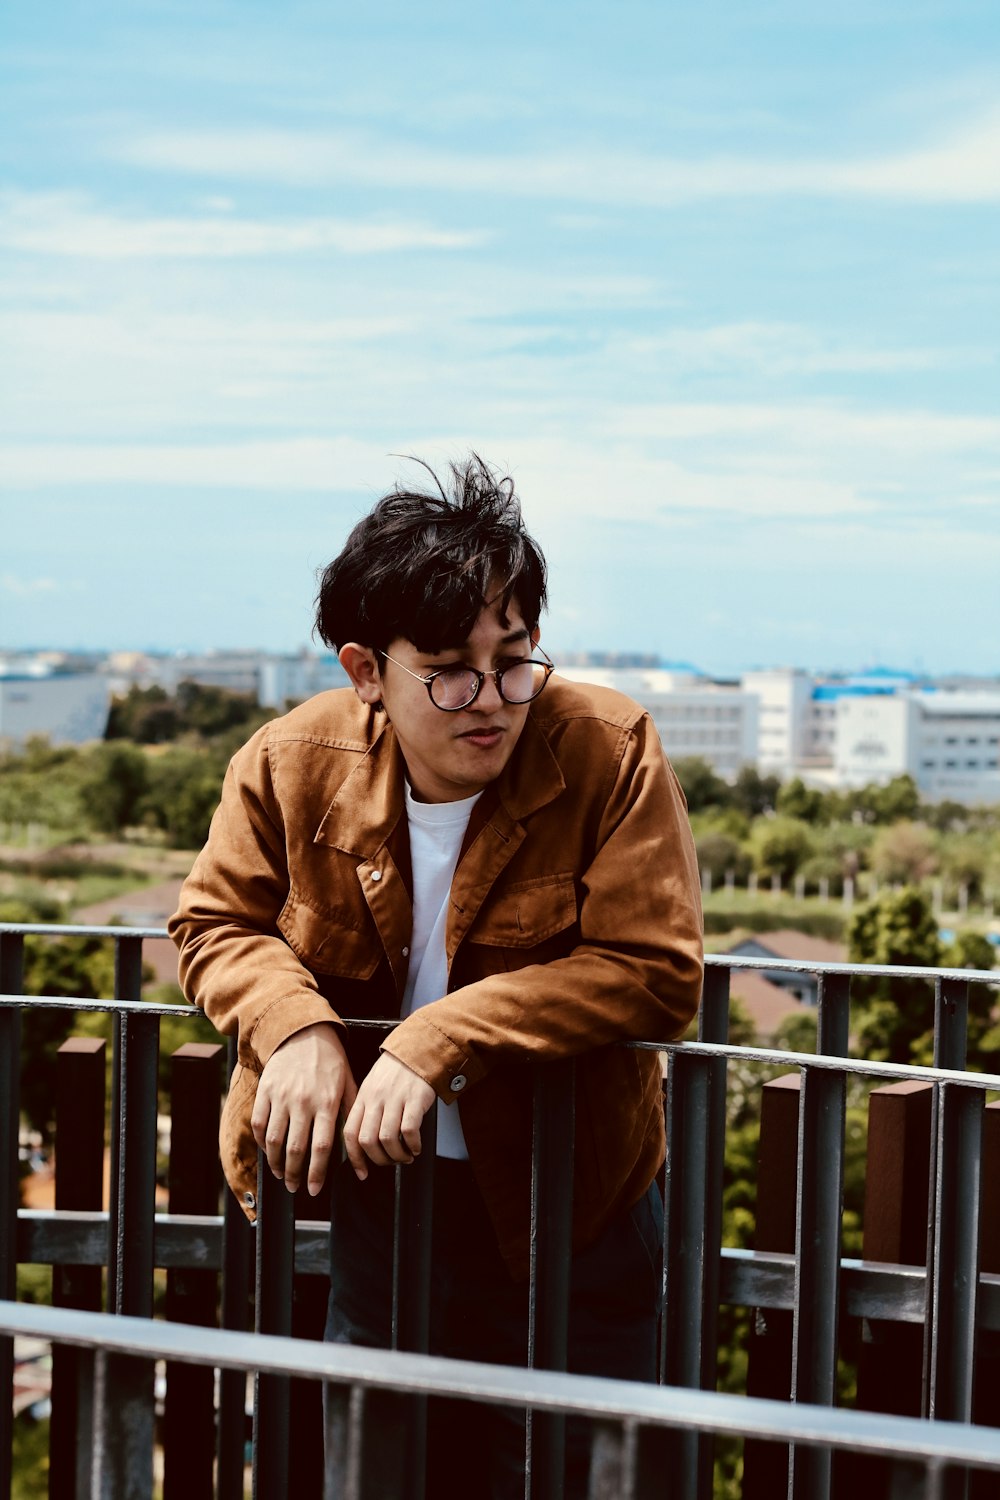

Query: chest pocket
(277, 890), (381, 979)
(468, 873), (578, 949)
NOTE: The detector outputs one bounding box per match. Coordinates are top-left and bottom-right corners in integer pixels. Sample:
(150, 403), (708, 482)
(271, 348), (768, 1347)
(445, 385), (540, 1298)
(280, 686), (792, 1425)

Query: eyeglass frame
(376, 644), (555, 712)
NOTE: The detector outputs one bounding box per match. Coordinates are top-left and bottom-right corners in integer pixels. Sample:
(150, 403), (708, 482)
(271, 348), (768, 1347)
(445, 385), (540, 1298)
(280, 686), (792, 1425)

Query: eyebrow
(424, 628), (530, 660)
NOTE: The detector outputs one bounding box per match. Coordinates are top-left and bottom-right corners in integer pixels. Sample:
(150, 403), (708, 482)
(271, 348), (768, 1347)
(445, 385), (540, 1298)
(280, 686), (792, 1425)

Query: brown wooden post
(50, 1037), (107, 1500)
(742, 1073), (800, 1500)
(163, 1043), (223, 1500)
(835, 1080), (932, 1499)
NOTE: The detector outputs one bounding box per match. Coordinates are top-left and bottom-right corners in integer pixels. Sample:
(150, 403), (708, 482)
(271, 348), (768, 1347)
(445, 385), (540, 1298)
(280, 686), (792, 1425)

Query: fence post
(742, 1073), (799, 1500)
(0, 932), (24, 1500)
(971, 1101), (1000, 1499)
(253, 1154), (295, 1499)
(836, 1080), (932, 1499)
(50, 1037), (107, 1499)
(163, 1042), (223, 1500)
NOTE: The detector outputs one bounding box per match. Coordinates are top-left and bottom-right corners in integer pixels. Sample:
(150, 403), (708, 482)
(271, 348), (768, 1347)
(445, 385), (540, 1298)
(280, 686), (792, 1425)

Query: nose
(472, 671), (504, 712)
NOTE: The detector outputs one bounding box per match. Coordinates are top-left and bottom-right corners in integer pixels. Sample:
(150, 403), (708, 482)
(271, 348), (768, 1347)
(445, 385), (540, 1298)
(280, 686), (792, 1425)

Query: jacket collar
(311, 703), (565, 857)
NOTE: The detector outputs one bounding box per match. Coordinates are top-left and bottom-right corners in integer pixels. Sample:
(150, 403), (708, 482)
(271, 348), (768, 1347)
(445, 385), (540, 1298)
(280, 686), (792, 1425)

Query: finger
(342, 1096), (369, 1181)
(399, 1097), (428, 1158)
(358, 1103), (397, 1170)
(282, 1119), (311, 1194)
(306, 1111), (338, 1197)
(262, 1104), (290, 1181)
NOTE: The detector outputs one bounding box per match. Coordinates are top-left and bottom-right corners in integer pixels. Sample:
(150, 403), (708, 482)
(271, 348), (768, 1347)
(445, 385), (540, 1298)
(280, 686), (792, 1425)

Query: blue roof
(812, 684), (898, 701)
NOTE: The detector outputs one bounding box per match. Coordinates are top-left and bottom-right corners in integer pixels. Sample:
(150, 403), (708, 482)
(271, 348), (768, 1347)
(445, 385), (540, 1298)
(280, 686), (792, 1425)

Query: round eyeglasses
(379, 647), (555, 712)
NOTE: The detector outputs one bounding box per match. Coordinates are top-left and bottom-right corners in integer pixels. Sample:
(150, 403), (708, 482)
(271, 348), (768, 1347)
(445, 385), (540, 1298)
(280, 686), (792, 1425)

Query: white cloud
(622, 321), (961, 376)
(1, 573), (58, 596)
(0, 192), (487, 259)
(116, 107), (1000, 205)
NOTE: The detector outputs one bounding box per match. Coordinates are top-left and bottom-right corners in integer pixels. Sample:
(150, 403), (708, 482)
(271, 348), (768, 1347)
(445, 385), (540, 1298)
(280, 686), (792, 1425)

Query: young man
(169, 455), (703, 1496)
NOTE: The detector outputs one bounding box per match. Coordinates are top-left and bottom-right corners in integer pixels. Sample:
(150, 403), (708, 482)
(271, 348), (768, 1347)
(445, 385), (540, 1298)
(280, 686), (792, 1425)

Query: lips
(458, 727), (505, 747)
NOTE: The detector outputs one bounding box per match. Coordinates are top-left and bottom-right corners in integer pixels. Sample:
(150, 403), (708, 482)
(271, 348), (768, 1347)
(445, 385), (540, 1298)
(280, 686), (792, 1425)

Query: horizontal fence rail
(5, 1302), (1000, 1495)
(2, 920), (1000, 1500)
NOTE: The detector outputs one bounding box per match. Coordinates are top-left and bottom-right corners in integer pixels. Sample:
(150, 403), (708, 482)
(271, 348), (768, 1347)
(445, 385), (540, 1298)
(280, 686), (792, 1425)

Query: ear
(338, 643), (384, 705)
(530, 626), (541, 650)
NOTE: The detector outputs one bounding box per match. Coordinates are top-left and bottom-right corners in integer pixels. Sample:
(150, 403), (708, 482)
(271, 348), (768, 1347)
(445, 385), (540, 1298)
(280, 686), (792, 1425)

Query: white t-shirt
(401, 781), (482, 1159)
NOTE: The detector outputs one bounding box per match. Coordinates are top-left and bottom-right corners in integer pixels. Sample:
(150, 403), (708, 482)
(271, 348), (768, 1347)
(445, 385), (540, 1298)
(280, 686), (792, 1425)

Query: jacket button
(401, 946), (410, 958)
(370, 869), (382, 882)
(450, 1074), (467, 1092)
(244, 1192), (256, 1208)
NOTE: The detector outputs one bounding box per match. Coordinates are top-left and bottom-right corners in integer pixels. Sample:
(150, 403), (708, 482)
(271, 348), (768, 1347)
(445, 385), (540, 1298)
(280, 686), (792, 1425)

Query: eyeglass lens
(430, 660), (548, 709)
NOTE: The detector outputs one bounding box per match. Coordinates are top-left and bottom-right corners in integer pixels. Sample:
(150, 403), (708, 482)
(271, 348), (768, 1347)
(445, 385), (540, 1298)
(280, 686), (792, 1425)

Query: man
(169, 454), (703, 1496)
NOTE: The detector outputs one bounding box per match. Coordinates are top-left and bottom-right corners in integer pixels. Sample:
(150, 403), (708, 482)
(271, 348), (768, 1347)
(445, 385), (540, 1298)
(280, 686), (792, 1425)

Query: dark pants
(324, 1158), (663, 1499)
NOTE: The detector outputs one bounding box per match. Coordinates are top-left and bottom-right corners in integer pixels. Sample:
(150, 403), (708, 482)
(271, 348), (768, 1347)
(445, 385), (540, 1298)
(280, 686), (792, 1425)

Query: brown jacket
(168, 675), (703, 1278)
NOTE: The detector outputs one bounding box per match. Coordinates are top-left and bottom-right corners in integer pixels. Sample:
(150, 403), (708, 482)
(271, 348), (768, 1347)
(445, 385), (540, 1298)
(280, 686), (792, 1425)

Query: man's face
(369, 597), (538, 803)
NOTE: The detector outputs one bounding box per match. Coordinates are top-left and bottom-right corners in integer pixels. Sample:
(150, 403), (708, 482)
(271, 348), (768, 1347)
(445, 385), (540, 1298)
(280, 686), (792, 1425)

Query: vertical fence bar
(528, 1057), (576, 1500)
(219, 1036), (254, 1500)
(0, 931), (24, 1500)
(253, 1152), (295, 1499)
(743, 1075), (800, 1500)
(839, 1080), (933, 1498)
(108, 936), (158, 1317)
(164, 1042), (223, 1500)
(91, 1349), (155, 1500)
(927, 1079), (982, 1500)
(393, 1105), (437, 1500)
(789, 1059), (846, 1500)
(51, 1036), (107, 1499)
(660, 1047), (712, 1498)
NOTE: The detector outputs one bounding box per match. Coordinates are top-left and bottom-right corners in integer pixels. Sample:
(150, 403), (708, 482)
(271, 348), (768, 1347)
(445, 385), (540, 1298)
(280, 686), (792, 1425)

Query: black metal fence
(2, 921), (1000, 1499)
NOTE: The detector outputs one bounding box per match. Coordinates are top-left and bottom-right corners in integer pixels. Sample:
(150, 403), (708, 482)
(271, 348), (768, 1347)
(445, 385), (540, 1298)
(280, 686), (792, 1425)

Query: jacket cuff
(246, 993), (345, 1071)
(380, 1013), (482, 1103)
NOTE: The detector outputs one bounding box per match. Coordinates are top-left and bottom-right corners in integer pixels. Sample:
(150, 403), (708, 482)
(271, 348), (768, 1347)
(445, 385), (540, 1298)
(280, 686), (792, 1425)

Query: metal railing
(2, 920), (999, 1498)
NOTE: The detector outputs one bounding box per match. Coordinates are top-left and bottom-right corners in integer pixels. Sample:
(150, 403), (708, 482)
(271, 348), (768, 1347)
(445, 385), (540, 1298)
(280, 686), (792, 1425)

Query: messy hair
(314, 454), (548, 653)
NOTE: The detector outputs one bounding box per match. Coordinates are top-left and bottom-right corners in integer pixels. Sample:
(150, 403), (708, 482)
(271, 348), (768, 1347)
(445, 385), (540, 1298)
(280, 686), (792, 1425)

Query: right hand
(251, 1021), (358, 1196)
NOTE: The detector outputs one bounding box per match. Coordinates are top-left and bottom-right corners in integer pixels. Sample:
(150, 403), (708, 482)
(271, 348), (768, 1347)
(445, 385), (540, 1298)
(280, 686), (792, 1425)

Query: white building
(0, 671), (111, 747)
(832, 690), (1000, 805)
(741, 669), (813, 777)
(555, 666), (758, 778)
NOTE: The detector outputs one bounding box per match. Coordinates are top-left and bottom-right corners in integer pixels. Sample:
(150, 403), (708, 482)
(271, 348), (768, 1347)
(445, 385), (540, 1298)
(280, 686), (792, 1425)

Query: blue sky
(1, 1), (998, 675)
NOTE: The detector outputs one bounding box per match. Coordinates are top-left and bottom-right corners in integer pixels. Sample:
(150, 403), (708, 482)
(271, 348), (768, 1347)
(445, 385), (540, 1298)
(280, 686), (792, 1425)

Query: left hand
(342, 1053), (436, 1180)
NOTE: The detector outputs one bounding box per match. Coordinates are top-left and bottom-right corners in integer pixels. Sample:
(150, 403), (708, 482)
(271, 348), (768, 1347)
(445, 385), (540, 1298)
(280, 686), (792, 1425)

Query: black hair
(314, 454), (547, 653)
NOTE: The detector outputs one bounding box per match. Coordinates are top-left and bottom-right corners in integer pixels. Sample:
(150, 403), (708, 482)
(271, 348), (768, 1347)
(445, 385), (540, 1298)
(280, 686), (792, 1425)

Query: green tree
(869, 820), (937, 886)
(748, 815), (816, 883)
(849, 887), (942, 1063)
(672, 756), (732, 814)
(77, 742), (150, 834)
(140, 747), (225, 848)
(695, 831), (751, 886)
(775, 777), (824, 824)
(860, 774), (921, 826)
(731, 765), (781, 819)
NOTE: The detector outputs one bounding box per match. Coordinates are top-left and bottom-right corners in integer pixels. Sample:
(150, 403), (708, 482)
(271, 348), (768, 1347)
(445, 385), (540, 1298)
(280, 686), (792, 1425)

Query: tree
(849, 887), (942, 1063)
(776, 777), (824, 824)
(694, 831), (751, 886)
(731, 765), (781, 819)
(860, 774), (921, 826)
(140, 747), (225, 848)
(748, 815), (816, 883)
(77, 742), (149, 834)
(672, 756), (732, 814)
(869, 820), (937, 886)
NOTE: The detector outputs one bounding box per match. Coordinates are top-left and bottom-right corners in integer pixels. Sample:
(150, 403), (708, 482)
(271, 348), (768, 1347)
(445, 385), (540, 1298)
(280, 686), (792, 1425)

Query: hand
(251, 1022), (358, 1196)
(342, 1054), (436, 1181)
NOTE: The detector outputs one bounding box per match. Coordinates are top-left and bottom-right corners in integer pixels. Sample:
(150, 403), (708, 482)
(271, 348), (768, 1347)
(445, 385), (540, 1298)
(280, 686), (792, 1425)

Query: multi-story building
(0, 669), (111, 747)
(554, 665), (758, 779)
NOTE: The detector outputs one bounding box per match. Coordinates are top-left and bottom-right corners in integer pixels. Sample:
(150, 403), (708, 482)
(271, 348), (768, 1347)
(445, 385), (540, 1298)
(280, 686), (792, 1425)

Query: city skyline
(2, 3), (999, 676)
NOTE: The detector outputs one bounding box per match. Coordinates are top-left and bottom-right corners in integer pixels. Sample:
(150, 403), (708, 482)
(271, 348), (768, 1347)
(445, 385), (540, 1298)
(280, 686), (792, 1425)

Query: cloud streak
(116, 108), (1000, 205)
(0, 193), (487, 258)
